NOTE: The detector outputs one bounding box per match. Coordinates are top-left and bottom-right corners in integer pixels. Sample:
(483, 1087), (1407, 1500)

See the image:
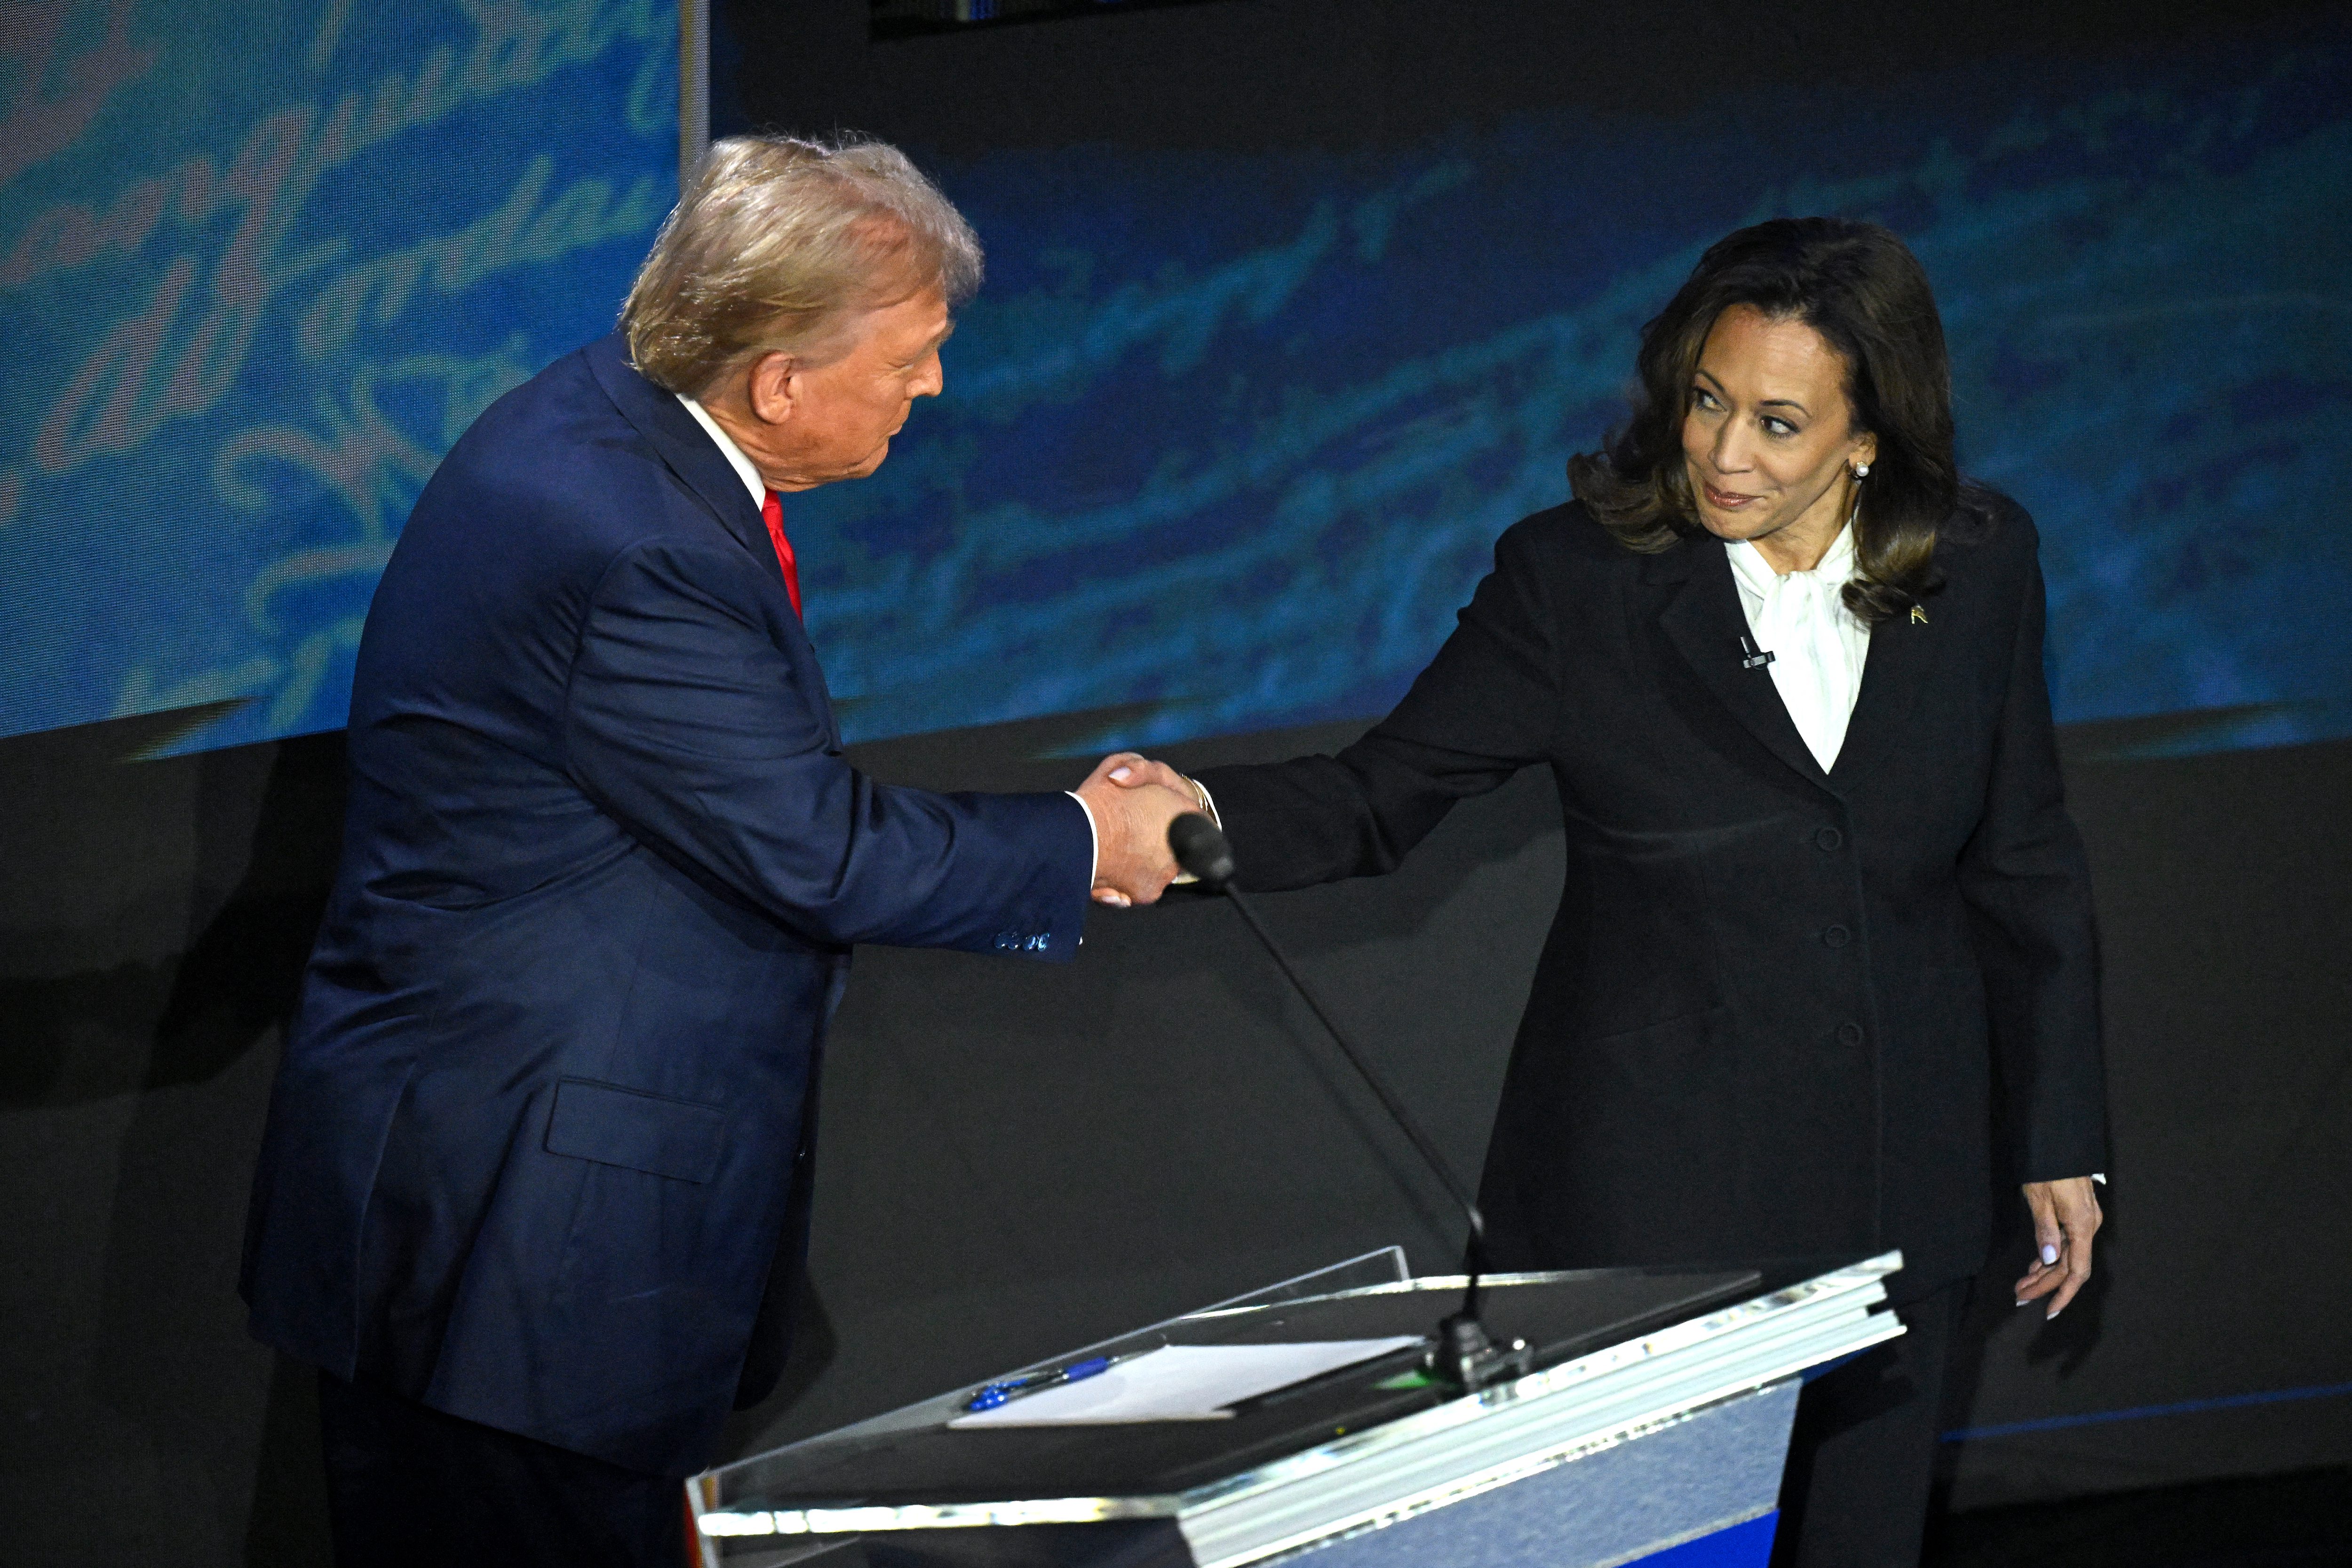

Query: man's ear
(746, 351), (798, 427)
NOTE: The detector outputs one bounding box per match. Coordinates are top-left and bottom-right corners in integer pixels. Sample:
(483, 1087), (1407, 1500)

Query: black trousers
(1769, 1280), (1968, 1568)
(317, 1370), (687, 1568)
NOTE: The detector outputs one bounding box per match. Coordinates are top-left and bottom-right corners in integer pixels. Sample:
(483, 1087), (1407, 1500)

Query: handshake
(1072, 751), (1214, 907)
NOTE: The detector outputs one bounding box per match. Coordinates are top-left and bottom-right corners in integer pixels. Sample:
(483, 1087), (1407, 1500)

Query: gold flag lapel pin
(1910, 605), (1930, 625)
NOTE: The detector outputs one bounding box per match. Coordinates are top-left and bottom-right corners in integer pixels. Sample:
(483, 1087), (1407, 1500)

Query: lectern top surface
(710, 1266), (1757, 1511)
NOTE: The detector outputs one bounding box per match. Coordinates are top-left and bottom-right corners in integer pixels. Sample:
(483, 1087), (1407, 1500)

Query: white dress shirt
(678, 395), (766, 506)
(1724, 522), (1871, 773)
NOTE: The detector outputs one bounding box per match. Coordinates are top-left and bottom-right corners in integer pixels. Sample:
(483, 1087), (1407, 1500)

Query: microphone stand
(1168, 814), (1534, 1393)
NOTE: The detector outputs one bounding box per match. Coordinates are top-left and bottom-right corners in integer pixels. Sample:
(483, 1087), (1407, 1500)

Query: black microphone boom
(1167, 812), (1532, 1392)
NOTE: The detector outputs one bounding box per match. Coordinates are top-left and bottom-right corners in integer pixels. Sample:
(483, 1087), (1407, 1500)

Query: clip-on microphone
(1167, 812), (1534, 1393)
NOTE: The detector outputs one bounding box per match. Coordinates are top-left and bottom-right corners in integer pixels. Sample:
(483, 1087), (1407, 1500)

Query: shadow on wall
(0, 713), (345, 1564)
(2, 739), (342, 1103)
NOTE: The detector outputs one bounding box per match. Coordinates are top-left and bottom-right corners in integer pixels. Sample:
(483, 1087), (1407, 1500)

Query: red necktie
(761, 489), (802, 618)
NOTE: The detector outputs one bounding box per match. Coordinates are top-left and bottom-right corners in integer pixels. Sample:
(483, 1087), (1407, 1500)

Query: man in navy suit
(240, 135), (1198, 1567)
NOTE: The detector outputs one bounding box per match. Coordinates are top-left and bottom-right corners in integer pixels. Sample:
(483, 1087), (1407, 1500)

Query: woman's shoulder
(1478, 503), (1661, 618)
(1929, 483), (2049, 631)
(1941, 480), (2041, 562)
(1497, 499), (1661, 571)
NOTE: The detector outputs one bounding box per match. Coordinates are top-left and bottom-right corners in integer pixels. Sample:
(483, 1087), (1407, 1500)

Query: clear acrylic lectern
(690, 1250), (1904, 1568)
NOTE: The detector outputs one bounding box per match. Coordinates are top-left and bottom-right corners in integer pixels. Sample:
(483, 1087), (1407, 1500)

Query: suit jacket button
(1815, 827), (1844, 851)
(1822, 924), (1851, 948)
(993, 930), (1020, 951)
(1837, 1021), (1865, 1047)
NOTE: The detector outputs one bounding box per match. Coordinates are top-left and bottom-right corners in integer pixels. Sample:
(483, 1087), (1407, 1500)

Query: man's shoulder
(421, 339), (715, 557)
(438, 338), (631, 492)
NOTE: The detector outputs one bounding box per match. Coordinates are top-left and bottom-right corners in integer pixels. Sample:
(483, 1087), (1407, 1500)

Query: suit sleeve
(1957, 518), (2111, 1180)
(1196, 517), (1564, 891)
(561, 539), (1093, 958)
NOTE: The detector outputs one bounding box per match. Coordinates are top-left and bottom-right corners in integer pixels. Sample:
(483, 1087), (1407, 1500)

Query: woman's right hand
(2015, 1177), (2103, 1320)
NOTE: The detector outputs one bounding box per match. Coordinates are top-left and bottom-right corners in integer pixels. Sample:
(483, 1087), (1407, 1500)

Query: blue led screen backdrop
(792, 26), (2352, 757)
(0, 0), (677, 750)
(2, 9), (2345, 758)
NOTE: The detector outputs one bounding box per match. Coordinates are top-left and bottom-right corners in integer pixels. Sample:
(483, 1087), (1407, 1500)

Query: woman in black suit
(1120, 218), (2109, 1566)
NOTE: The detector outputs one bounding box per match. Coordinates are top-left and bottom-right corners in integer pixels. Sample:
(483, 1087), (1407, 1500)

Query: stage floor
(1926, 1465), (2352, 1567)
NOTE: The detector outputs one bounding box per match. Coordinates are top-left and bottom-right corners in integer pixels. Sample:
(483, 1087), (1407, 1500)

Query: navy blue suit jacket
(241, 333), (1092, 1475)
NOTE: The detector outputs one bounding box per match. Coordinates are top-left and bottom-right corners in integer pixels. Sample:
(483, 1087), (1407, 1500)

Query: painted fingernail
(2046, 1306), (2063, 1321)
(2041, 1244), (2059, 1265)
(1110, 766), (1132, 781)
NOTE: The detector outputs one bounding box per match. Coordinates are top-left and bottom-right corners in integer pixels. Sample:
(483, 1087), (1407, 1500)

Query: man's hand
(2014, 1176), (2103, 1320)
(1075, 753), (1200, 907)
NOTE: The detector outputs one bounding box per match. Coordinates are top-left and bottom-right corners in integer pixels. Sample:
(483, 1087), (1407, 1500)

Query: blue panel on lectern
(1637, 1511), (1780, 1568)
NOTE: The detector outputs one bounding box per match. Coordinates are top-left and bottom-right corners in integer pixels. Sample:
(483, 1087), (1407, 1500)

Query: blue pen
(962, 1347), (1150, 1412)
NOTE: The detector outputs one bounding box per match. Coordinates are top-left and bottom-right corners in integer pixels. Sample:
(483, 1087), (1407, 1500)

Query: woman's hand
(2014, 1176), (2103, 1320)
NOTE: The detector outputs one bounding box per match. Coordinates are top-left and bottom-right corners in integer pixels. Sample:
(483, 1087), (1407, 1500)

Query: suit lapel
(1651, 535), (1836, 792)
(1829, 593), (1938, 786)
(582, 334), (843, 750)
(583, 334), (777, 575)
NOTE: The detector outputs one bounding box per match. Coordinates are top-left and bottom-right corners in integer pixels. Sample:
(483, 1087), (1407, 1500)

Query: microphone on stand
(1166, 812), (1534, 1393)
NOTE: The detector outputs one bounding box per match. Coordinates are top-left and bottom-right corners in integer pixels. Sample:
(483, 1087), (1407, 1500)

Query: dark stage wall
(3, 707), (2348, 1560)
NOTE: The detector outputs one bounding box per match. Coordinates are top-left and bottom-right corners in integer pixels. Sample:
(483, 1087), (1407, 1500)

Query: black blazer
(1198, 493), (2107, 1295)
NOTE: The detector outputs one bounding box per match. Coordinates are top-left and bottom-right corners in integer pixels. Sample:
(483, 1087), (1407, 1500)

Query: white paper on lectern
(947, 1338), (1425, 1427)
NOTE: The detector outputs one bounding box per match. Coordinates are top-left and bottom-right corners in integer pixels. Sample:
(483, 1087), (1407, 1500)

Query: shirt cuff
(1065, 790), (1099, 886)
(1189, 777), (1222, 828)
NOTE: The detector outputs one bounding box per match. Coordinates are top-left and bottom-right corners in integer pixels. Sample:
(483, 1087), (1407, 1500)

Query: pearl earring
(1852, 462), (1871, 478)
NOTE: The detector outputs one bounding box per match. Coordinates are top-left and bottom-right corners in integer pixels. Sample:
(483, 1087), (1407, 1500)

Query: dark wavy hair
(1568, 217), (1960, 622)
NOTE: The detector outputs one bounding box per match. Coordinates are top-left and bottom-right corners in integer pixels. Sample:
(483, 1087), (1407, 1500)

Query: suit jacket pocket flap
(546, 1078), (725, 1183)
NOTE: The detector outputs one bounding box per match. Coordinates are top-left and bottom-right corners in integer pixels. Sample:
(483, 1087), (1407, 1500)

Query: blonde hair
(620, 134), (982, 397)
